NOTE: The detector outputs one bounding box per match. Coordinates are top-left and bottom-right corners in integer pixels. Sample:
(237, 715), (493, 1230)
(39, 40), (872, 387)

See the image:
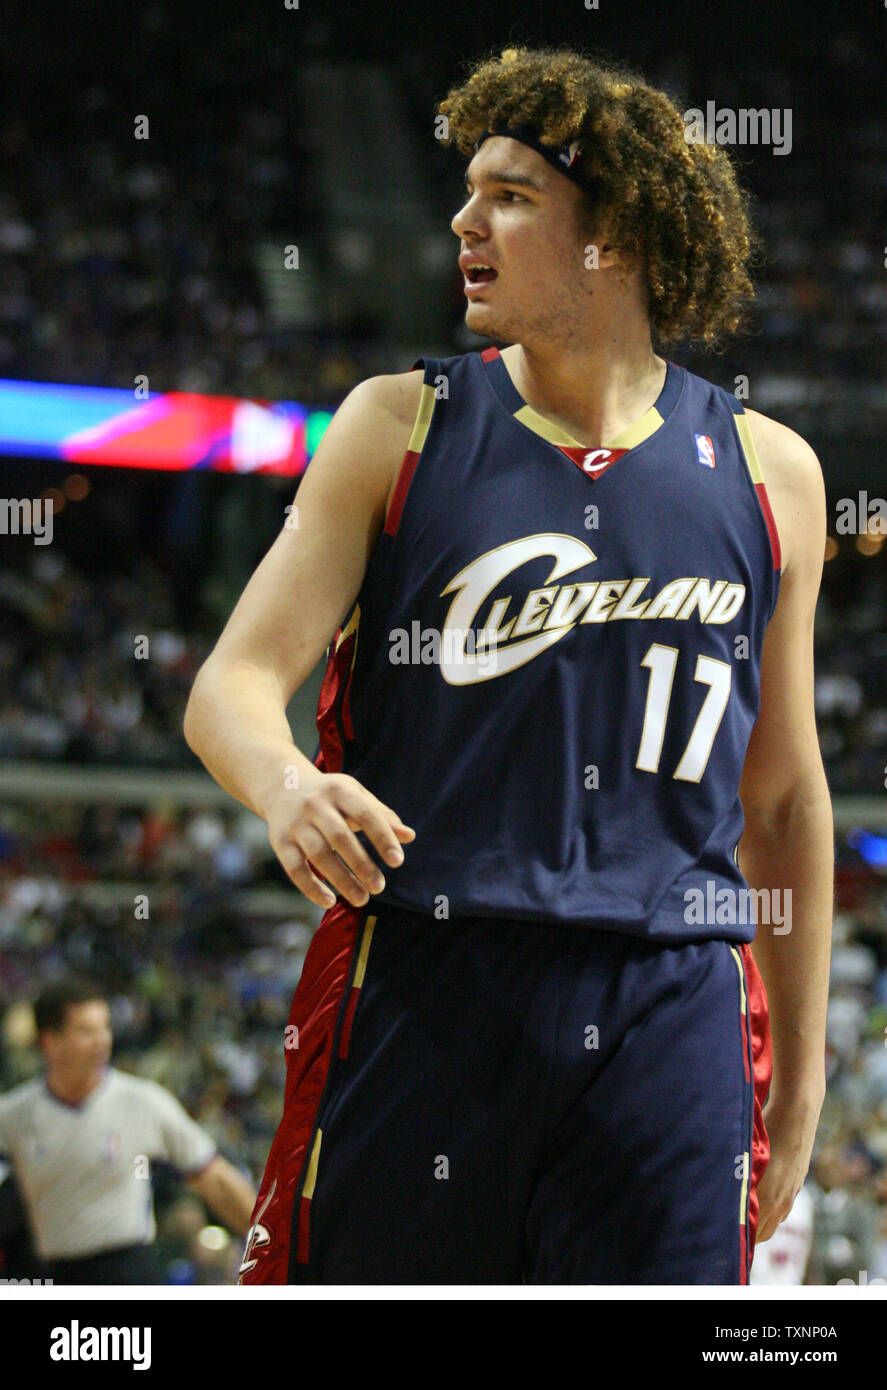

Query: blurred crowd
(672, 40), (887, 426)
(814, 567), (887, 797)
(0, 14), (396, 406)
(0, 15), (884, 423)
(0, 549), (209, 766)
(808, 866), (887, 1284)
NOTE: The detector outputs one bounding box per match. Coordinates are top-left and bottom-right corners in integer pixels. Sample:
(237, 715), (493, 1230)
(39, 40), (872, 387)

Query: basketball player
(0, 980), (257, 1283)
(184, 47), (833, 1283)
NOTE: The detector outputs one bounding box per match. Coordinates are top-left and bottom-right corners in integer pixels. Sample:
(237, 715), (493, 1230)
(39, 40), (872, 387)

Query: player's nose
(451, 194), (486, 240)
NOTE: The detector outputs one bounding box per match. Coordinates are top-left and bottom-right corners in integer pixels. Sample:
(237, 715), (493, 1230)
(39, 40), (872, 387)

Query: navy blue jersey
(313, 347), (782, 942)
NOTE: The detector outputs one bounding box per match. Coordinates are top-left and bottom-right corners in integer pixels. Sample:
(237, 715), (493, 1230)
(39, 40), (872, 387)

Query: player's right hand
(265, 771), (416, 909)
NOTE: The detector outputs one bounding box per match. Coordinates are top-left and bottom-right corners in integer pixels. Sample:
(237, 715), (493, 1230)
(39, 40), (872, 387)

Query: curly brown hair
(437, 45), (758, 348)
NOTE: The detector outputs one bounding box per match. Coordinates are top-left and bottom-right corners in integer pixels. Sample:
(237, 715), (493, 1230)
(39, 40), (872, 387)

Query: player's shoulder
(743, 408), (826, 577)
(354, 351), (472, 429)
(346, 366), (427, 432)
(743, 408), (824, 498)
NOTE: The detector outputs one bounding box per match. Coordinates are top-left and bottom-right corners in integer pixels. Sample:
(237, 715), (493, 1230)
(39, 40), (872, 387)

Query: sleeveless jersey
(312, 348), (782, 942)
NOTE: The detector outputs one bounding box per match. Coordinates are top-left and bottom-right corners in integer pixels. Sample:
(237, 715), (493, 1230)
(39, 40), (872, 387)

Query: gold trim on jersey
(606, 406), (666, 450)
(335, 603), (361, 670)
(335, 605), (360, 650)
(512, 402), (665, 452)
(301, 1128), (323, 1201)
(408, 382), (437, 454)
(730, 945), (747, 1016)
(514, 405), (585, 447)
(733, 411), (764, 486)
(353, 915), (377, 990)
(738, 1149), (750, 1229)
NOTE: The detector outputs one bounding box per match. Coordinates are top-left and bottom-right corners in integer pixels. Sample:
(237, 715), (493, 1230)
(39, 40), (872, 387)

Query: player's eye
(461, 187), (525, 203)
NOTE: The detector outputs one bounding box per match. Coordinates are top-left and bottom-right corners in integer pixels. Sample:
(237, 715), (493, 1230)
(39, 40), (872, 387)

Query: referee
(0, 980), (257, 1284)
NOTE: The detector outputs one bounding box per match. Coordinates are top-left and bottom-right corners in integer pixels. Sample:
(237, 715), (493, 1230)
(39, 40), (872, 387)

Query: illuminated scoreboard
(0, 379), (334, 475)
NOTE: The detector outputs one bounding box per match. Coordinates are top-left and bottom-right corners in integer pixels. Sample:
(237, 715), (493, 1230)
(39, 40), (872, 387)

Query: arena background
(0, 0), (885, 1285)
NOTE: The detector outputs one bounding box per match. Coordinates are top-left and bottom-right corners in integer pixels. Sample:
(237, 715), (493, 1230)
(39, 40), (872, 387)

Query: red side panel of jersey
(313, 625), (358, 773)
(740, 941), (773, 1275)
(237, 899), (364, 1284)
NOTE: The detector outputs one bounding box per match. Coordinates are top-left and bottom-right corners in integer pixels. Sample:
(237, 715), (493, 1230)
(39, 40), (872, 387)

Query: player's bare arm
(183, 370), (423, 909)
(738, 409), (833, 1242)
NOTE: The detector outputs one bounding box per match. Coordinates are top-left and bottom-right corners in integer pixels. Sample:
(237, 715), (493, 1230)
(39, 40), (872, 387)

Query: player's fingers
(758, 1208), (787, 1243)
(375, 795), (417, 834)
(755, 1178), (793, 1243)
(274, 841), (337, 909)
(755, 1214), (776, 1243)
(309, 804), (389, 895)
(293, 825), (376, 907)
(334, 784), (415, 865)
(377, 800), (417, 840)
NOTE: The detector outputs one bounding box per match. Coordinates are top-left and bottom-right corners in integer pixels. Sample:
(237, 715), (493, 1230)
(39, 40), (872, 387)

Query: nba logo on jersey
(695, 434), (716, 468)
(100, 1131), (121, 1163)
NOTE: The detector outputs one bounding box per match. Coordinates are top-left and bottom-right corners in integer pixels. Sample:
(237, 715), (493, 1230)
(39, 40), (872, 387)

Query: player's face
(451, 136), (602, 348)
(46, 1001), (113, 1074)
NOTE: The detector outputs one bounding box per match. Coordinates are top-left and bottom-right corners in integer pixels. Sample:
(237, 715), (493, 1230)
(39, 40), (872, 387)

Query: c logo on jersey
(582, 449), (612, 473)
(238, 1179), (277, 1281)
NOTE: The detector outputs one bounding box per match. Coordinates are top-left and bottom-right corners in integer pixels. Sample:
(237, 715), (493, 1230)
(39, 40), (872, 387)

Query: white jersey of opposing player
(750, 1184), (814, 1285)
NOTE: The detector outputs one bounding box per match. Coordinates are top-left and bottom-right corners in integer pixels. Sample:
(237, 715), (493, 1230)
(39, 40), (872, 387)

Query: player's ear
(575, 203), (620, 271)
(578, 233), (621, 273)
(594, 238), (622, 269)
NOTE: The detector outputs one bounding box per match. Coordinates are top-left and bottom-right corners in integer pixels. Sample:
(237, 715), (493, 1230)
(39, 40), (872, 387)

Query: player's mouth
(461, 257), (498, 297)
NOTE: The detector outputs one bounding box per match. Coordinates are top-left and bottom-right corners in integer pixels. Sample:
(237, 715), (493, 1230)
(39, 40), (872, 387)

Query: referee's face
(45, 1001), (113, 1076)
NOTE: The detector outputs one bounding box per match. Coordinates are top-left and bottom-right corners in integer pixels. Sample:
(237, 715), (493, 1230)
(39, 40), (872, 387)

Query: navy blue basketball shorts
(239, 899), (771, 1285)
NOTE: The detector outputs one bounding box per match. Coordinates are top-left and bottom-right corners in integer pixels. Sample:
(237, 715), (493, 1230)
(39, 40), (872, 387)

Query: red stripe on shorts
(237, 899), (365, 1284)
(739, 941), (773, 1279)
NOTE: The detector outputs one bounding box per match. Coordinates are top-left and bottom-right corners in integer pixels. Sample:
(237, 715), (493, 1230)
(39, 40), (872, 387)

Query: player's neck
(46, 1064), (108, 1106)
(501, 331), (666, 449)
